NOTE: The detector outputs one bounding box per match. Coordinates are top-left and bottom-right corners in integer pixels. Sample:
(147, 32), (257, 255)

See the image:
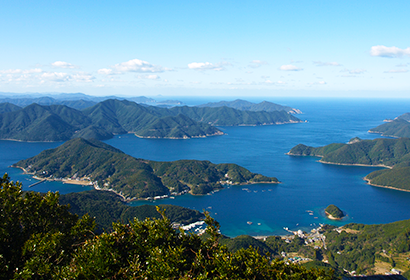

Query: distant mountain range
(0, 99), (301, 141)
(288, 137), (410, 192)
(197, 99), (302, 114)
(369, 112), (410, 138)
(0, 92), (181, 110)
(14, 138), (278, 199)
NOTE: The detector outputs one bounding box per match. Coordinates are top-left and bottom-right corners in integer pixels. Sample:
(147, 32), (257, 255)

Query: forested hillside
(14, 138), (279, 199)
(0, 99), (301, 141)
(288, 137), (410, 191)
(0, 175), (331, 279)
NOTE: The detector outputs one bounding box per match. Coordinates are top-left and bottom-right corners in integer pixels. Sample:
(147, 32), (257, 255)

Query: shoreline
(364, 178), (410, 193)
(324, 211), (343, 220)
(13, 165), (279, 202)
(318, 160), (393, 169)
(286, 153), (393, 169)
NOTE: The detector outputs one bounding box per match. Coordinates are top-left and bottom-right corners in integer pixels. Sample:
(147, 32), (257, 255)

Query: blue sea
(3, 97), (410, 237)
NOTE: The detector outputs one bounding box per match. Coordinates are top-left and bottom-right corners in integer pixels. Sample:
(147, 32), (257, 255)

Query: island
(13, 138), (279, 200)
(288, 137), (410, 192)
(0, 99), (302, 142)
(324, 204), (345, 220)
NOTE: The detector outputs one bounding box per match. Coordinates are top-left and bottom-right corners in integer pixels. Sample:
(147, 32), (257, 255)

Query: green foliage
(289, 137), (410, 191)
(322, 219), (410, 274)
(0, 178), (333, 279)
(369, 118), (410, 138)
(365, 166), (410, 191)
(170, 105), (301, 126)
(325, 204), (344, 219)
(0, 174), (95, 279)
(59, 190), (204, 232)
(15, 138), (278, 198)
(0, 99), (301, 141)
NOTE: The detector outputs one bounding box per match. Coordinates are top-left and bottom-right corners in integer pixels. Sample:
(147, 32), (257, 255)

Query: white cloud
(0, 69), (23, 74)
(308, 81), (327, 85)
(51, 61), (77, 69)
(72, 72), (95, 82)
(341, 68), (366, 75)
(137, 74), (160, 80)
(23, 68), (42, 74)
(188, 62), (224, 71)
(113, 59), (165, 73)
(41, 72), (71, 82)
(248, 60), (268, 68)
(313, 61), (341, 66)
(384, 69), (409, 73)
(279, 64), (303, 71)
(370, 45), (410, 58)
(98, 68), (116, 75)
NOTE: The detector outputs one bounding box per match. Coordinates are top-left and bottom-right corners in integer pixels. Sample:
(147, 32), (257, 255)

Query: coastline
(286, 153), (392, 169)
(324, 211), (342, 220)
(318, 160), (393, 169)
(13, 165), (278, 202)
(364, 178), (410, 193)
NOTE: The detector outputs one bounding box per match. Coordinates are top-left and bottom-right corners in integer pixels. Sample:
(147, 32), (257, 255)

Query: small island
(325, 204), (345, 220)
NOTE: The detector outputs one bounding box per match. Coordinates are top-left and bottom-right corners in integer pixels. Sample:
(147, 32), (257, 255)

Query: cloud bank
(370, 45), (410, 58)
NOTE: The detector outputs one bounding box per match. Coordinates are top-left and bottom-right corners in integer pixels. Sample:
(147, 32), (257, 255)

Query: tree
(0, 174), (95, 279)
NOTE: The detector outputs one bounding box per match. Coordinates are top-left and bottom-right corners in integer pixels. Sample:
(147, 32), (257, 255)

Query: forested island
(13, 138), (278, 199)
(0, 98), (301, 141)
(324, 204), (345, 220)
(288, 137), (410, 192)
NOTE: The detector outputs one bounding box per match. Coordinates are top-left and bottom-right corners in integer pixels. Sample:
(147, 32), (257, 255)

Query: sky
(1, 0), (409, 98)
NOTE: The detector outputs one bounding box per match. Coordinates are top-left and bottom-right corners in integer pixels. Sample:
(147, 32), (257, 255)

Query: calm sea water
(3, 98), (410, 237)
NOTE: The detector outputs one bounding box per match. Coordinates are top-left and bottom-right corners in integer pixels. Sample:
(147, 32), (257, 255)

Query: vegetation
(0, 102), (21, 113)
(325, 205), (345, 219)
(288, 138), (410, 191)
(197, 99), (302, 114)
(59, 190), (204, 232)
(14, 138), (278, 199)
(369, 118), (410, 138)
(0, 99), (301, 141)
(0, 175), (332, 279)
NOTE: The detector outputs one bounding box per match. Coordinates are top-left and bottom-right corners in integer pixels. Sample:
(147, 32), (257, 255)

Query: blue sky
(1, 0), (409, 98)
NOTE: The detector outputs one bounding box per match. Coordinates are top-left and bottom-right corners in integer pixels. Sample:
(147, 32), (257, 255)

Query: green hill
(14, 138), (278, 199)
(0, 103), (82, 141)
(59, 190), (204, 232)
(197, 99), (302, 114)
(288, 138), (410, 191)
(0, 99), (301, 141)
(369, 118), (410, 138)
(0, 102), (21, 113)
(325, 204), (345, 219)
(169, 105), (301, 126)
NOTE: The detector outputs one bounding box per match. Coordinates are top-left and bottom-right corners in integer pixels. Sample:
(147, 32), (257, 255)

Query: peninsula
(288, 137), (410, 192)
(13, 138), (279, 200)
(369, 112), (410, 138)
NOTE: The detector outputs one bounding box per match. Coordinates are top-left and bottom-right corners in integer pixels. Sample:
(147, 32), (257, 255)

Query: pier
(28, 179), (46, 188)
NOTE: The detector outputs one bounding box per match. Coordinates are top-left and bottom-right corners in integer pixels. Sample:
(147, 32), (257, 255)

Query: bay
(3, 98), (410, 237)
